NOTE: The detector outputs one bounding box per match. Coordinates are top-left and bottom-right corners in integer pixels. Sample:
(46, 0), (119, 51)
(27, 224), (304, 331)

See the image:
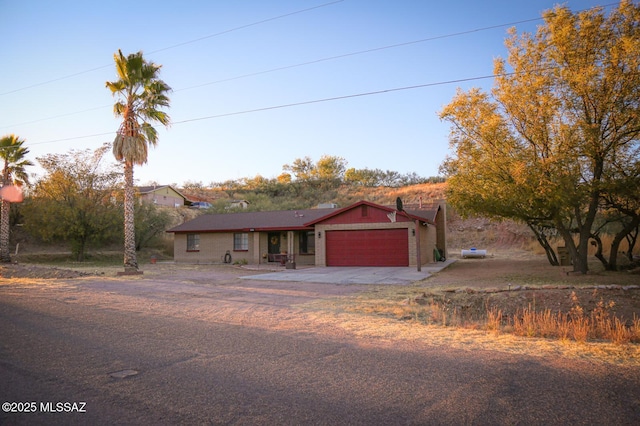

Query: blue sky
(0, 0), (614, 187)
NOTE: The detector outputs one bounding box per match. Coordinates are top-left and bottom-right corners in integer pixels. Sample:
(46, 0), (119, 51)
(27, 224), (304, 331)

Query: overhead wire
(176, 0), (622, 93)
(2, 15), (533, 130)
(0, 0), (344, 97)
(148, 0), (344, 55)
(3, 1), (622, 131)
(173, 74), (513, 124)
(2, 2), (621, 129)
(5, 1), (625, 146)
(26, 72), (508, 146)
(173, 17), (542, 93)
(2, 1), (620, 99)
(26, 42), (636, 147)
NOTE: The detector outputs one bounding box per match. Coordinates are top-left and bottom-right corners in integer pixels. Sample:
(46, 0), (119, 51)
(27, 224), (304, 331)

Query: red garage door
(325, 229), (409, 266)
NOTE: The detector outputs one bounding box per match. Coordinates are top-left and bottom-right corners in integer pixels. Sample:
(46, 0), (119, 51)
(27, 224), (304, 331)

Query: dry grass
(510, 299), (640, 344)
(343, 290), (640, 346)
(326, 252), (640, 367)
(305, 295), (640, 367)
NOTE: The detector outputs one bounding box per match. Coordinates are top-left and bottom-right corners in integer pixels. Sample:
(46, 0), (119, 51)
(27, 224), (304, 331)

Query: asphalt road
(1, 272), (639, 425)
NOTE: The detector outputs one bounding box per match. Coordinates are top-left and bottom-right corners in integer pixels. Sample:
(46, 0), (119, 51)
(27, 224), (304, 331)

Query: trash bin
(557, 246), (571, 266)
(285, 254), (296, 269)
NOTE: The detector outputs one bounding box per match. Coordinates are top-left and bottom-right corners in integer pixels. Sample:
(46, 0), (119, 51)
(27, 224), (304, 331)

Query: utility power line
(28, 42), (635, 147)
(1, 2), (621, 129)
(1, 13), (528, 130)
(174, 16), (542, 93)
(174, 74), (509, 124)
(0, 0), (344, 96)
(27, 72), (505, 146)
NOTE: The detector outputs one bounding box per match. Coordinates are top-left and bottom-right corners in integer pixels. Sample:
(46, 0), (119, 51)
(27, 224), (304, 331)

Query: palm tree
(0, 134), (33, 263)
(106, 50), (171, 272)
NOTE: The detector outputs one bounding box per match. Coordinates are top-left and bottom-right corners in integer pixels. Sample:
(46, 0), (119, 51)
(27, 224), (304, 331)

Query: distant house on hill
(167, 200), (447, 267)
(136, 185), (188, 208)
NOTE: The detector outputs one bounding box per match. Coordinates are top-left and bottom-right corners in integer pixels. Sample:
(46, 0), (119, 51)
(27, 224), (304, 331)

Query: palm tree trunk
(123, 162), (138, 271)
(0, 199), (11, 263)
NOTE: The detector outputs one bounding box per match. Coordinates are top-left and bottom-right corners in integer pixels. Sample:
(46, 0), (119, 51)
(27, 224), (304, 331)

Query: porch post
(415, 220), (421, 272)
(287, 231), (294, 257)
(252, 231), (260, 264)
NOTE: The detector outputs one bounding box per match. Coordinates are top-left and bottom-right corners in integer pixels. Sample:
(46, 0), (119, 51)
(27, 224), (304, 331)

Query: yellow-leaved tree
(440, 1), (640, 273)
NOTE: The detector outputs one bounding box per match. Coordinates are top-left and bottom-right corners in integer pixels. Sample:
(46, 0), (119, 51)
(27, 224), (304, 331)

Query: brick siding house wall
(174, 231), (317, 266)
(173, 232), (255, 264)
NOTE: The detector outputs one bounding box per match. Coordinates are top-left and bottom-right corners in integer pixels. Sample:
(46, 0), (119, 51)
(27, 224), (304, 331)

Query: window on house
(299, 231), (315, 254)
(187, 234), (200, 251)
(234, 233), (249, 251)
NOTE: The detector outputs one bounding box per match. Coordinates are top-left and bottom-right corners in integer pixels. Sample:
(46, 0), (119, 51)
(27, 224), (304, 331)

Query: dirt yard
(2, 250), (639, 365)
(413, 250), (640, 323)
(2, 249), (638, 322)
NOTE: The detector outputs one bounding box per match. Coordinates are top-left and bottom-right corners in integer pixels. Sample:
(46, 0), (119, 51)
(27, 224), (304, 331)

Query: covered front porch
(253, 230), (316, 267)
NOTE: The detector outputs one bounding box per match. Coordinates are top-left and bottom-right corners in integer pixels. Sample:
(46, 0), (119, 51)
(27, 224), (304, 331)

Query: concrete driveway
(241, 259), (456, 285)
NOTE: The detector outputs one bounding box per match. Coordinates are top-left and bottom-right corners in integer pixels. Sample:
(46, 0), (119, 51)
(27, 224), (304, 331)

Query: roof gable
(304, 200), (437, 226)
(303, 201), (408, 225)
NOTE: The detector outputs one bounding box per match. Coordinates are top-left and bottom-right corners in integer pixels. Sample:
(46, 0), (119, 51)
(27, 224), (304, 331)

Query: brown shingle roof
(404, 208), (439, 224)
(167, 208), (336, 233)
(167, 201), (441, 234)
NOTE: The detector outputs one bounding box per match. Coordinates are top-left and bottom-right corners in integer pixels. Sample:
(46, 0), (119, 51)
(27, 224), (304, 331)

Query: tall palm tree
(0, 134), (33, 263)
(106, 50), (171, 272)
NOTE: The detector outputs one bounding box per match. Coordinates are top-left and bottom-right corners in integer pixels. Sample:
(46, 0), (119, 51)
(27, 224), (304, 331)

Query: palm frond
(106, 50), (171, 166)
(112, 134), (148, 165)
(140, 123), (159, 147)
(0, 134), (33, 186)
(114, 50), (129, 82)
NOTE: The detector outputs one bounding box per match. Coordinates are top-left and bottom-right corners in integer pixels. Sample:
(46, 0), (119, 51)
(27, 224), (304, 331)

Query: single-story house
(230, 199), (250, 209)
(167, 200), (447, 267)
(137, 185), (188, 208)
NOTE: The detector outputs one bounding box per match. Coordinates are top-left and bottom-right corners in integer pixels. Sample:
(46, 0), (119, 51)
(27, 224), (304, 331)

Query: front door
(268, 233), (280, 261)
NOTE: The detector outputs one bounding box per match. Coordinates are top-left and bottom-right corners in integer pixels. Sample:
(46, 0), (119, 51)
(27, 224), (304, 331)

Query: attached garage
(305, 201), (443, 268)
(325, 229), (409, 266)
